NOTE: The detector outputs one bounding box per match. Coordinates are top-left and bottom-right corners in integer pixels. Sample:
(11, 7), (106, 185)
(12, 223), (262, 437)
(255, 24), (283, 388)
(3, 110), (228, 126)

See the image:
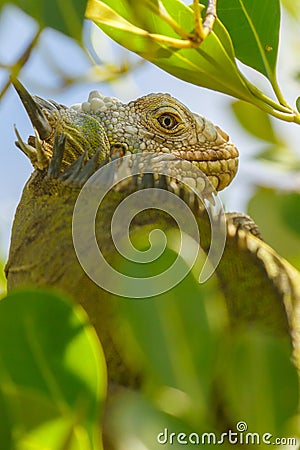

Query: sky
(0, 4), (300, 259)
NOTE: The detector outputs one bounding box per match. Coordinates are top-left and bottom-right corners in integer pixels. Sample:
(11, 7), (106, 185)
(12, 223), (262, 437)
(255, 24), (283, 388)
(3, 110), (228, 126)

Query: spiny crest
(12, 79), (110, 170)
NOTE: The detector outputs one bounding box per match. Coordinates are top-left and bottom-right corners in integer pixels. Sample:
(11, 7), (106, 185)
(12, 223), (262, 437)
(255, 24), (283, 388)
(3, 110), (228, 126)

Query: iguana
(5, 80), (300, 447)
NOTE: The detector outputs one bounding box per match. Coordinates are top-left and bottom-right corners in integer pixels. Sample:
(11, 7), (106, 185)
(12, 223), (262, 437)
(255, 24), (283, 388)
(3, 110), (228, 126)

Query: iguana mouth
(176, 158), (238, 191)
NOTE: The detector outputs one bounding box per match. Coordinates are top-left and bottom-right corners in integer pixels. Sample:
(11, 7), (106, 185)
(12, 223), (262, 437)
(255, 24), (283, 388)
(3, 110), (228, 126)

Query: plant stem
(251, 96), (300, 123)
(269, 73), (290, 108)
(245, 81), (291, 114)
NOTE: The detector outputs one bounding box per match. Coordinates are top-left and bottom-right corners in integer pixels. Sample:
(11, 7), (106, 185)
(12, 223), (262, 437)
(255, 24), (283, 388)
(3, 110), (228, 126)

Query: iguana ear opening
(11, 78), (52, 140)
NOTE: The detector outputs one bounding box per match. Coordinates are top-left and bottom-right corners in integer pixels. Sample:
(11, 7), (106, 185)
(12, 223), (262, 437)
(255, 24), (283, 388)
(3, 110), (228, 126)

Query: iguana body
(5, 81), (300, 447)
(7, 80), (300, 358)
(7, 80), (239, 375)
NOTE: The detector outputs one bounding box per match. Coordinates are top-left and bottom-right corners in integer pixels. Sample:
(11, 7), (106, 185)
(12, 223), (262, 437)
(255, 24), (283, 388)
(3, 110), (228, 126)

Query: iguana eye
(157, 113), (180, 130)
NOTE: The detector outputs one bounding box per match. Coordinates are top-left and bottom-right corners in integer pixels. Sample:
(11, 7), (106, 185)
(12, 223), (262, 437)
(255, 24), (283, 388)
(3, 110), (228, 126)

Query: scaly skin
(13, 79), (238, 192)
(8, 80), (242, 382)
(7, 80), (300, 354)
(71, 91), (238, 191)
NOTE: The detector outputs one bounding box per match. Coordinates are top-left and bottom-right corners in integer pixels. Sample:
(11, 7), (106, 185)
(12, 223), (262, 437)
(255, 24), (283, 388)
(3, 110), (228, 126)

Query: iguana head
(12, 80), (238, 191)
(72, 91), (239, 191)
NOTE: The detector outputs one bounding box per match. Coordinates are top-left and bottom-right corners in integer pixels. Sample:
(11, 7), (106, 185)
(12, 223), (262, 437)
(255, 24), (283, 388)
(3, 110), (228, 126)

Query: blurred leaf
(296, 96), (300, 113)
(112, 240), (299, 446)
(114, 244), (223, 409)
(279, 192), (300, 236)
(232, 100), (279, 143)
(0, 289), (106, 450)
(86, 0), (255, 101)
(281, 0), (300, 21)
(105, 389), (193, 450)
(113, 243), (227, 426)
(216, 0), (280, 79)
(220, 330), (298, 435)
(248, 188), (300, 271)
(104, 388), (238, 450)
(2, 0), (88, 41)
(0, 388), (13, 450)
(255, 144), (300, 170)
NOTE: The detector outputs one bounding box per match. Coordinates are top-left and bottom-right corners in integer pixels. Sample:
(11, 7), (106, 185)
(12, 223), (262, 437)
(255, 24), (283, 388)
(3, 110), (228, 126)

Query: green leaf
(112, 242), (299, 443)
(0, 289), (106, 450)
(114, 244), (227, 423)
(220, 330), (298, 435)
(279, 192), (300, 236)
(103, 389), (199, 450)
(296, 96), (300, 113)
(0, 388), (13, 450)
(86, 0), (297, 121)
(216, 0), (280, 79)
(255, 144), (300, 170)
(231, 100), (279, 143)
(3, 1), (88, 41)
(281, 0), (300, 21)
(86, 0), (255, 102)
(248, 188), (300, 271)
(231, 100), (300, 170)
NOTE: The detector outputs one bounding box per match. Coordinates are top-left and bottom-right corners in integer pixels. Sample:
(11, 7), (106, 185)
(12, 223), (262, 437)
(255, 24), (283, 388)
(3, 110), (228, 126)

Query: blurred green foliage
(248, 189), (300, 271)
(105, 253), (299, 448)
(0, 1), (300, 449)
(0, 289), (106, 450)
(0, 0), (88, 41)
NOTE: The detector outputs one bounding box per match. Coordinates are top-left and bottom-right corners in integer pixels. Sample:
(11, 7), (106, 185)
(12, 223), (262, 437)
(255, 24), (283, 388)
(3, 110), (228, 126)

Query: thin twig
(201, 0), (217, 40)
(193, 0), (203, 43)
